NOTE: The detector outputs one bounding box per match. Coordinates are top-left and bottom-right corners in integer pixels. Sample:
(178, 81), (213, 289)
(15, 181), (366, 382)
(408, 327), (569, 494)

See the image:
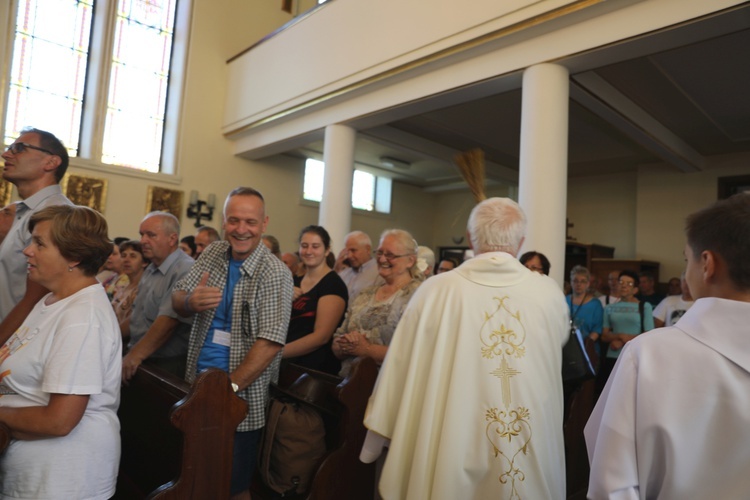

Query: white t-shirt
(0, 284), (122, 500)
(652, 295), (694, 326)
(599, 294), (620, 307)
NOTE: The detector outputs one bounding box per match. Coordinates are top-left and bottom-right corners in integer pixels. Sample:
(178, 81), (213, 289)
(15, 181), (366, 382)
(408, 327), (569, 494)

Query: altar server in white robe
(362, 197), (569, 500)
(586, 193), (750, 499)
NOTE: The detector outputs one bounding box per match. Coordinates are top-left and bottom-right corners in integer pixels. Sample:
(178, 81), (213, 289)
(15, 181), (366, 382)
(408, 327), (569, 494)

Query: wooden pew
(0, 421), (9, 454)
(251, 356), (379, 500)
(115, 364), (247, 499)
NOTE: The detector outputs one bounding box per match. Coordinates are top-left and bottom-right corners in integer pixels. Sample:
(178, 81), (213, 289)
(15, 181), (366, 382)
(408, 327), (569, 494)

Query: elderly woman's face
(375, 235), (415, 283)
(121, 247), (146, 278)
(23, 220), (69, 290)
(571, 273), (589, 296)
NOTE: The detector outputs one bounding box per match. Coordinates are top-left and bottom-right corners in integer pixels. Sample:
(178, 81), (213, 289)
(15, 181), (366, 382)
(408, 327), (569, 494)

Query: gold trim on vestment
(481, 296), (532, 498)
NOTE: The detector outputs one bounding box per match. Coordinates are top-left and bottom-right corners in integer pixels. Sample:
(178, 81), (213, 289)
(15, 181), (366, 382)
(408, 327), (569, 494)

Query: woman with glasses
(567, 266), (604, 346)
(0, 205), (121, 499)
(566, 265), (604, 405)
(282, 225), (348, 374)
(332, 229), (422, 377)
(599, 270), (654, 386)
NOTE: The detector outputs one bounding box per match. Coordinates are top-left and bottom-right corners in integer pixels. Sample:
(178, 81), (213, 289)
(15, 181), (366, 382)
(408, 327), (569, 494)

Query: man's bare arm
(230, 338), (283, 391)
(122, 316), (180, 381)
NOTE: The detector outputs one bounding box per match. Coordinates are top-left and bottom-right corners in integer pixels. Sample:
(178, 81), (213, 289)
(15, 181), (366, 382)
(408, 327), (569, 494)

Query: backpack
(258, 397), (327, 496)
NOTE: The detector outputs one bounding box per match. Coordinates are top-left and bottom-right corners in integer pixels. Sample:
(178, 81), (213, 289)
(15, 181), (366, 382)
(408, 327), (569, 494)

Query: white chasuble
(364, 252), (569, 500)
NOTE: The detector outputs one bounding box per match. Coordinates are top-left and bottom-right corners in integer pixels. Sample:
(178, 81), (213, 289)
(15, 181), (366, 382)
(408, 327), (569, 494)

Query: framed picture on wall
(146, 186), (184, 220)
(61, 173), (108, 213)
(0, 179), (12, 207)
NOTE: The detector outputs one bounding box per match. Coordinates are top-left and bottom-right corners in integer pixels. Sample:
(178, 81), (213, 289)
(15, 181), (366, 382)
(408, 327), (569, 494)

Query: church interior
(0, 0), (748, 498)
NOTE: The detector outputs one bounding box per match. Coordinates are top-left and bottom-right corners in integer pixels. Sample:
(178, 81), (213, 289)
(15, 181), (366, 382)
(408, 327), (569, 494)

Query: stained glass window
(102, 0), (177, 171)
(4, 0), (94, 155)
(3, 0), (180, 173)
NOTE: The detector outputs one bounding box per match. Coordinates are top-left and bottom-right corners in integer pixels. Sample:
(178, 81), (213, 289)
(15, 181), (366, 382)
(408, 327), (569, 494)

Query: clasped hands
(333, 331), (370, 357)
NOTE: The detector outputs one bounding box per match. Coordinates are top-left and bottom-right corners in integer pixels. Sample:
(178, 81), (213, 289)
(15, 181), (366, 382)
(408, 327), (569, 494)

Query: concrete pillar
(320, 124), (356, 251)
(518, 63), (569, 286)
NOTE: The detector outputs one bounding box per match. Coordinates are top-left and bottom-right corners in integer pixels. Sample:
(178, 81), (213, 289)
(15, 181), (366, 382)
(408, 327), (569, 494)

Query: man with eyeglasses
(0, 128), (72, 342)
(587, 193), (750, 498)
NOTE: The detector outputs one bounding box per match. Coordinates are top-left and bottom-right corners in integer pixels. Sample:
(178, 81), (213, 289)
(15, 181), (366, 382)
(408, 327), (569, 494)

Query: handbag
(562, 294), (597, 382)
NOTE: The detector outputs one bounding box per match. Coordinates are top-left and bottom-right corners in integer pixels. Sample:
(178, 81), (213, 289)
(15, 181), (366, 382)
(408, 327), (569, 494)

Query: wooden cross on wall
(566, 218), (576, 241)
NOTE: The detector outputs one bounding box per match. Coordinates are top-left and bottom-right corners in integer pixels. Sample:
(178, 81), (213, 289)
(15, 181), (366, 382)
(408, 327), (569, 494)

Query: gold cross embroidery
(491, 356), (520, 408)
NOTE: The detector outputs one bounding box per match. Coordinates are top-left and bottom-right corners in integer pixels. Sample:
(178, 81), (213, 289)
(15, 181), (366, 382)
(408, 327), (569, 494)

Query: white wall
(250, 157), (439, 256)
(566, 171), (638, 259)
(224, 0), (582, 132)
(636, 156), (750, 280)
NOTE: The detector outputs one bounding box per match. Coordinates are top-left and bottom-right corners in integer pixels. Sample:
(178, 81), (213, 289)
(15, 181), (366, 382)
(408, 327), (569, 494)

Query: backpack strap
(260, 399), (285, 492)
(639, 300), (645, 332)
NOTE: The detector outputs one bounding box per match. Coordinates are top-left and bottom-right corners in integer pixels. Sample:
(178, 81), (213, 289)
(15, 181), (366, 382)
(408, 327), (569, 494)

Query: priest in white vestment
(362, 197), (569, 500)
(586, 193), (750, 499)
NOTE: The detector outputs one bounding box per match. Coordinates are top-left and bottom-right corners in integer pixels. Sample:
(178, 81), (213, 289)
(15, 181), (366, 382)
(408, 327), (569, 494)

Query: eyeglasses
(618, 280), (636, 288)
(374, 250), (411, 261)
(572, 279), (589, 285)
(5, 142), (55, 156)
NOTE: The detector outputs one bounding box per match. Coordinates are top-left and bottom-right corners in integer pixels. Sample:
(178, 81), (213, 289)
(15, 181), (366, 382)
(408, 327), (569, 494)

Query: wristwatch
(231, 382), (239, 393)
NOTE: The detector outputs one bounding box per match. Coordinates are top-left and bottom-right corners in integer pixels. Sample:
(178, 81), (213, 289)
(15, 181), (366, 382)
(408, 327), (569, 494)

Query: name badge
(213, 329), (231, 347)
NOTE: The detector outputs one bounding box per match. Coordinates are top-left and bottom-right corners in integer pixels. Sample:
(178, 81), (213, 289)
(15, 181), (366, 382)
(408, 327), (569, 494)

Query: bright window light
(4, 0), (94, 155)
(102, 0), (177, 170)
(303, 158), (391, 214)
(304, 158), (325, 202)
(351, 170), (375, 211)
(3, 0), (183, 173)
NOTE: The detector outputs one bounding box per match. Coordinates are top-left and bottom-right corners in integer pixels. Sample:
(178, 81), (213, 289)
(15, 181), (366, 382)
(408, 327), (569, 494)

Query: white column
(320, 124), (356, 252)
(518, 63), (569, 286)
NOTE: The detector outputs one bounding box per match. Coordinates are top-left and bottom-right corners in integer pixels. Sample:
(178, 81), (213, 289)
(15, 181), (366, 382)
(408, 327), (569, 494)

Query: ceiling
(290, 4), (750, 192)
